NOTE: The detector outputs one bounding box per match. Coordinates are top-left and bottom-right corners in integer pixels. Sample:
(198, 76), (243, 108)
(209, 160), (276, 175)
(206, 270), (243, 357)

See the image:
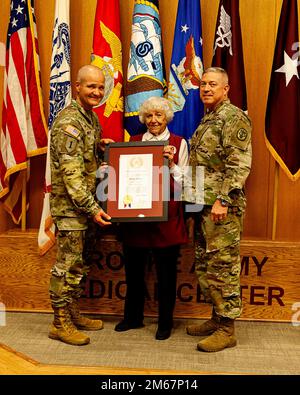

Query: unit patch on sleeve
(227, 118), (251, 151)
(58, 125), (81, 154)
(237, 128), (248, 141)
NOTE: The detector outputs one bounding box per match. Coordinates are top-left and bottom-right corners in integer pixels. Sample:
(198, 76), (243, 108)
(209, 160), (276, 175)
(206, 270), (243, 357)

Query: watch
(217, 198), (229, 207)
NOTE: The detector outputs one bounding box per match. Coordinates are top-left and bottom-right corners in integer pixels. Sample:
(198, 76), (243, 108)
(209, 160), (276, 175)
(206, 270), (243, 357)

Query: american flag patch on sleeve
(65, 125), (81, 140)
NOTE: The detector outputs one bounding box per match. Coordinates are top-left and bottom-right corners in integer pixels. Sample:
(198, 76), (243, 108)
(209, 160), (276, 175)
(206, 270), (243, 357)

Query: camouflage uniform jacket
(189, 99), (252, 208)
(49, 99), (103, 230)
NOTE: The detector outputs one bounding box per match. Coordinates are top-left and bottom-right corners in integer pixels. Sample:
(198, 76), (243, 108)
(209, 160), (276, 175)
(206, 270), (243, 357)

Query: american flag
(0, 0), (47, 224)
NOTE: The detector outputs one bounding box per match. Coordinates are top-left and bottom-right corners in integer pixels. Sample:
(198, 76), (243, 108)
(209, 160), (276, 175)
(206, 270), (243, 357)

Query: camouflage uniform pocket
(55, 217), (87, 230)
(49, 274), (65, 296)
(202, 212), (241, 253)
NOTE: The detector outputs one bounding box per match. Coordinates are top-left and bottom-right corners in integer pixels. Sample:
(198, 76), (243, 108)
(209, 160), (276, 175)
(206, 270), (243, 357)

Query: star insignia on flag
(16, 5), (24, 14)
(11, 18), (18, 28)
(181, 24), (189, 33)
(275, 51), (299, 86)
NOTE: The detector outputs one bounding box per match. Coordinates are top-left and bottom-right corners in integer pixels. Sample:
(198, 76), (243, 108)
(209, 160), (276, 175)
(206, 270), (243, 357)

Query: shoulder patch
(224, 117), (251, 151)
(64, 125), (81, 140)
(236, 128), (248, 141)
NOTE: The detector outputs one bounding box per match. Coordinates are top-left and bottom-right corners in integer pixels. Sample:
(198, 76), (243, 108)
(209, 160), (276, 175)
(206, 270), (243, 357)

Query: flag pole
(21, 169), (27, 231)
(271, 162), (279, 240)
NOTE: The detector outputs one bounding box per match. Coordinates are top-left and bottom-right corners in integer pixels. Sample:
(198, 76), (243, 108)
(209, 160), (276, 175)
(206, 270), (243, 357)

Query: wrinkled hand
(93, 208), (112, 226)
(210, 199), (228, 223)
(99, 138), (115, 152)
(163, 145), (175, 168)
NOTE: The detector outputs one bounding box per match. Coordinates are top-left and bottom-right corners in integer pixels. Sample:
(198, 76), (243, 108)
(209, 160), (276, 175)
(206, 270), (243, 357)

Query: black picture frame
(100, 141), (169, 222)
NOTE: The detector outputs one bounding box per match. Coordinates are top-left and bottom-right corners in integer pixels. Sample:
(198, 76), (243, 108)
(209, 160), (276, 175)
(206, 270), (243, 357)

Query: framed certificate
(100, 141), (169, 222)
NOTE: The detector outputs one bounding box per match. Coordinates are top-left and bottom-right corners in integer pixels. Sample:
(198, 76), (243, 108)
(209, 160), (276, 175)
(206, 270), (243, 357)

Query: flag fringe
(264, 134), (300, 182)
(0, 162), (27, 199)
(27, 146), (48, 157)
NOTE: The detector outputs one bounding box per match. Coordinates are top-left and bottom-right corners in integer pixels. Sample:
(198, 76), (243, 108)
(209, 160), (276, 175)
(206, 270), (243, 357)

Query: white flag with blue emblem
(38, 0), (71, 255)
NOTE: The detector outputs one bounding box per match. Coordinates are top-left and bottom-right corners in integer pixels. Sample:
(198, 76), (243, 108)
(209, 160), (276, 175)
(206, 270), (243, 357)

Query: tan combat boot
(48, 306), (90, 346)
(196, 317), (237, 352)
(69, 300), (104, 331)
(186, 310), (220, 336)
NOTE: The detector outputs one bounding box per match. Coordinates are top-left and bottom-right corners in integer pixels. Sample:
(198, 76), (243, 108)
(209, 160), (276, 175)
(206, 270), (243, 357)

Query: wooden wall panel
(276, 172), (300, 240)
(0, 0), (300, 241)
(239, 0), (278, 238)
(0, 230), (299, 322)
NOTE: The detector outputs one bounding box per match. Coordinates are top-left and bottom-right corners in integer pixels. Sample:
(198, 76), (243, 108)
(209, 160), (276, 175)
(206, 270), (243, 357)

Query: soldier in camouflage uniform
(48, 65), (112, 346)
(185, 67), (252, 352)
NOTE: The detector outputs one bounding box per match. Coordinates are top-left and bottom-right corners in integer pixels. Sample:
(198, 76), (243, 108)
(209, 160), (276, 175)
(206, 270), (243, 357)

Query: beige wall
(0, 0), (299, 241)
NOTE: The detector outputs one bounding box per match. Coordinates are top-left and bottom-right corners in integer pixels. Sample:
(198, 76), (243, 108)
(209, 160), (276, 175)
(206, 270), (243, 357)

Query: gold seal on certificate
(129, 156), (143, 168)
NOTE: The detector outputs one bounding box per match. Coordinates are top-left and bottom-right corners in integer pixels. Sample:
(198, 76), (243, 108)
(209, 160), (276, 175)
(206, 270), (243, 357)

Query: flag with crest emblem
(167, 0), (204, 142)
(124, 0), (167, 138)
(91, 0), (124, 142)
(212, 0), (247, 111)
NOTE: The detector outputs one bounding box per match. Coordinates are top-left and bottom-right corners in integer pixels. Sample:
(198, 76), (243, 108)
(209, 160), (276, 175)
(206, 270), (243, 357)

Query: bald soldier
(186, 67), (252, 352)
(48, 65), (112, 346)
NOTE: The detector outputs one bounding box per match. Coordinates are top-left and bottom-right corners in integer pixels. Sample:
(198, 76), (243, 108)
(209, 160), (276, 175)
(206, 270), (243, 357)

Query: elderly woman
(115, 96), (189, 340)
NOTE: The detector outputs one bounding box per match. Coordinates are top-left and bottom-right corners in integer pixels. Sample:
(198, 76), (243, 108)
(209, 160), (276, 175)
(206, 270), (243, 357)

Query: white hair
(139, 96), (174, 124)
(202, 67), (229, 84)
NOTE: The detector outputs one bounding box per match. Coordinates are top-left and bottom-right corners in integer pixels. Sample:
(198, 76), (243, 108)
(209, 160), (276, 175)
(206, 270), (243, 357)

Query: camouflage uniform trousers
(49, 221), (99, 308)
(194, 206), (244, 319)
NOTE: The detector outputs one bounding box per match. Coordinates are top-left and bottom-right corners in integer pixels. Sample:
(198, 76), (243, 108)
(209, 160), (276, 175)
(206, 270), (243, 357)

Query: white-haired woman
(115, 96), (189, 340)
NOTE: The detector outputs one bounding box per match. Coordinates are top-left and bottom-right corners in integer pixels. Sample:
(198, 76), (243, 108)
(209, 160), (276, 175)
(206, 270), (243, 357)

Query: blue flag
(124, 0), (167, 138)
(167, 0), (204, 142)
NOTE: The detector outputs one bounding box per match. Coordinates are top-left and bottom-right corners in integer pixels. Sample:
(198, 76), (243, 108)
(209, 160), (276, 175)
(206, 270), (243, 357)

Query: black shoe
(155, 327), (172, 340)
(114, 320), (144, 332)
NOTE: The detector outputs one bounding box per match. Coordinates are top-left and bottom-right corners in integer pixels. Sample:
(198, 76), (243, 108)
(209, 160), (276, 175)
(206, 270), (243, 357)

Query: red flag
(211, 0), (247, 110)
(265, 0), (300, 181)
(91, 0), (124, 142)
(0, 0), (47, 224)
